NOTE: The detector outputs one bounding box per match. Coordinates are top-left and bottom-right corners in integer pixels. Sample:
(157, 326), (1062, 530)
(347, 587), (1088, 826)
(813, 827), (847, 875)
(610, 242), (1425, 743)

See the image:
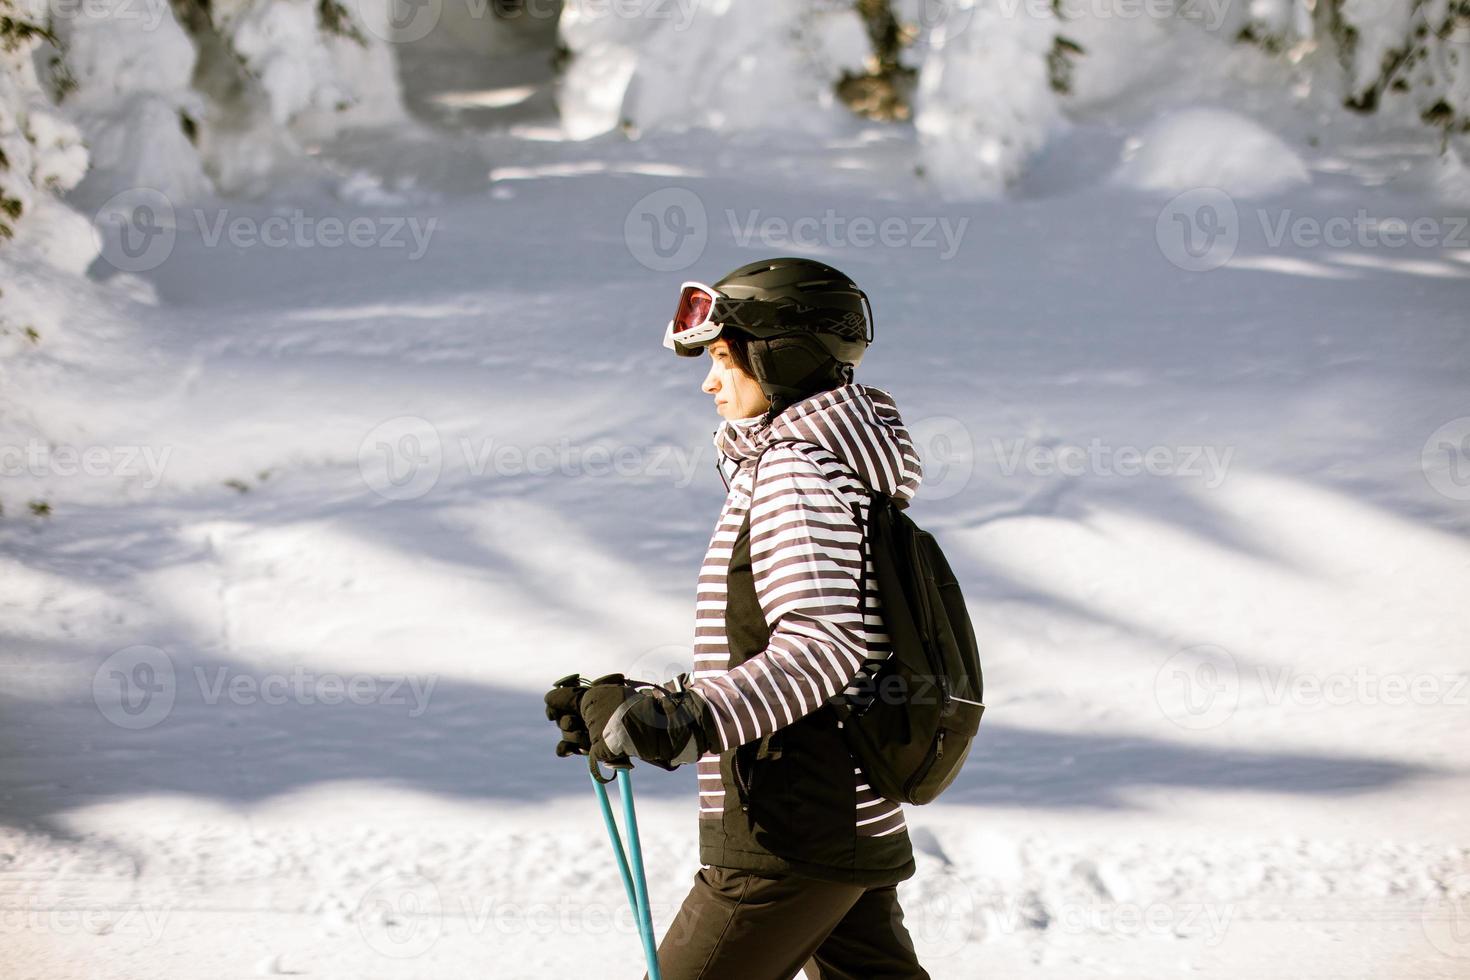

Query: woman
(545, 257), (930, 979)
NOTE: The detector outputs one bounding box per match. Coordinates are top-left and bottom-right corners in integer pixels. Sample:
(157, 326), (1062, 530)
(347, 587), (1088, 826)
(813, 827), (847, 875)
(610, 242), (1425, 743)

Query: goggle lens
(673, 286), (714, 335)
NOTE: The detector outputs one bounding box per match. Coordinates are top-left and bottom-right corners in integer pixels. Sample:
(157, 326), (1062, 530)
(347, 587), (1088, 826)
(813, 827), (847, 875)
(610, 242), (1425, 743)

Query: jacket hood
(712, 382), (923, 504)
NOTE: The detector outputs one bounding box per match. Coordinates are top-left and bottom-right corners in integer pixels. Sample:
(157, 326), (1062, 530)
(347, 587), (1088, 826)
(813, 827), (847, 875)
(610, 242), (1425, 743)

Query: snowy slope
(3, 24), (1470, 980)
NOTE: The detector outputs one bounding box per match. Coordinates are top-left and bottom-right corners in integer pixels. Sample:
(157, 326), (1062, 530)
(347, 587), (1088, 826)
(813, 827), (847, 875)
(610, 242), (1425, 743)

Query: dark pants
(642, 865), (931, 980)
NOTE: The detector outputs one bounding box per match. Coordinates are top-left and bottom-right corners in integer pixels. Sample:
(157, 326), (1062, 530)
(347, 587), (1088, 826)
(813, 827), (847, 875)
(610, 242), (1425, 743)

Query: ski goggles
(662, 280), (876, 354)
(662, 282), (721, 351)
(662, 282), (800, 353)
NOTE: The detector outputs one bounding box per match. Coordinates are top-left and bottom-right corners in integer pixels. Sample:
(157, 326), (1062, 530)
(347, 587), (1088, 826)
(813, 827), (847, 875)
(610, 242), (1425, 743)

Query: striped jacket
(687, 382), (924, 885)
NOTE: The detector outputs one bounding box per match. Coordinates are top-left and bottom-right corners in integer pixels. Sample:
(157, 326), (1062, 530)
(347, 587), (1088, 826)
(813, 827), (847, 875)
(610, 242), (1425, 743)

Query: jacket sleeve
(689, 444), (869, 753)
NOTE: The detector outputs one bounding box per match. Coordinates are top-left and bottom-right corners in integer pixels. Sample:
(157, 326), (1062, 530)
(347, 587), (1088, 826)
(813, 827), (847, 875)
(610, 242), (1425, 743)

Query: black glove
(602, 673), (716, 770)
(543, 672), (635, 765)
(544, 672), (715, 770)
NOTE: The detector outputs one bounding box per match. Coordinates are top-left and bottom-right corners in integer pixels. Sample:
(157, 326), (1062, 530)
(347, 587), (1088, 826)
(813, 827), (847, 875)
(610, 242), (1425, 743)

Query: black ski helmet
(671, 257), (875, 418)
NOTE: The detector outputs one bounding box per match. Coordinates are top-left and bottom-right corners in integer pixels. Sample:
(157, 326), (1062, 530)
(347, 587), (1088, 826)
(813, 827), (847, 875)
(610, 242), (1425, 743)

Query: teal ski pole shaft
(590, 761), (662, 980)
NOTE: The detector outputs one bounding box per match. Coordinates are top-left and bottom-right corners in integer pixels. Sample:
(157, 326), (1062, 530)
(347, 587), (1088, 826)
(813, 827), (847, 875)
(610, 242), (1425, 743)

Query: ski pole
(590, 758), (662, 980)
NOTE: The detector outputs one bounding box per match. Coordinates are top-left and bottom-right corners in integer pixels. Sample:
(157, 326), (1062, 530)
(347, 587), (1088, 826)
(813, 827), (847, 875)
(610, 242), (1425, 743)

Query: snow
(50, 0), (213, 205)
(1109, 107), (1311, 198)
(2, 6), (1470, 979)
(913, 0), (1066, 200)
(556, 0), (870, 139)
(212, 0), (405, 134)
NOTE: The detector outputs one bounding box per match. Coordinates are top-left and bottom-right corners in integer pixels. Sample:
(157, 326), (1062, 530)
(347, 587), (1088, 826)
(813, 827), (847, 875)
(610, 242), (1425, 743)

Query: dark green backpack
(751, 440), (986, 805)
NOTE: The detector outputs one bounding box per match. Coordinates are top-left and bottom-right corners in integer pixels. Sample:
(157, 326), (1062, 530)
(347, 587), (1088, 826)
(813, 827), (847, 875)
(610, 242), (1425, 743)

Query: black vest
(697, 506), (917, 886)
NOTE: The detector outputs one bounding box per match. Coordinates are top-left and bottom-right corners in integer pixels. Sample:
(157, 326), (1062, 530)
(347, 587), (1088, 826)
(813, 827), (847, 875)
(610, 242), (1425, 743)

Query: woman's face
(701, 338), (771, 420)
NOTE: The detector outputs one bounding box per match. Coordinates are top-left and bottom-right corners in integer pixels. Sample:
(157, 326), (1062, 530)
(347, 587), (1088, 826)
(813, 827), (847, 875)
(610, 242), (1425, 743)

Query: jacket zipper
(734, 750), (751, 812)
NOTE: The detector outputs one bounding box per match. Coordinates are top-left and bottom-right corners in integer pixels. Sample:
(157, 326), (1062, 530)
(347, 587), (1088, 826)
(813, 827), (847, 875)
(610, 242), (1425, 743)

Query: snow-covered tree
(0, 0), (88, 243)
(556, 0), (871, 139)
(1239, 0), (1470, 145)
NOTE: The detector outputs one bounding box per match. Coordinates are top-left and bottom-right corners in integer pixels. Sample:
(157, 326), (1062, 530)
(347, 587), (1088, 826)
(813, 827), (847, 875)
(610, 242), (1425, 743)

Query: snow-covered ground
(4, 19), (1470, 979)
